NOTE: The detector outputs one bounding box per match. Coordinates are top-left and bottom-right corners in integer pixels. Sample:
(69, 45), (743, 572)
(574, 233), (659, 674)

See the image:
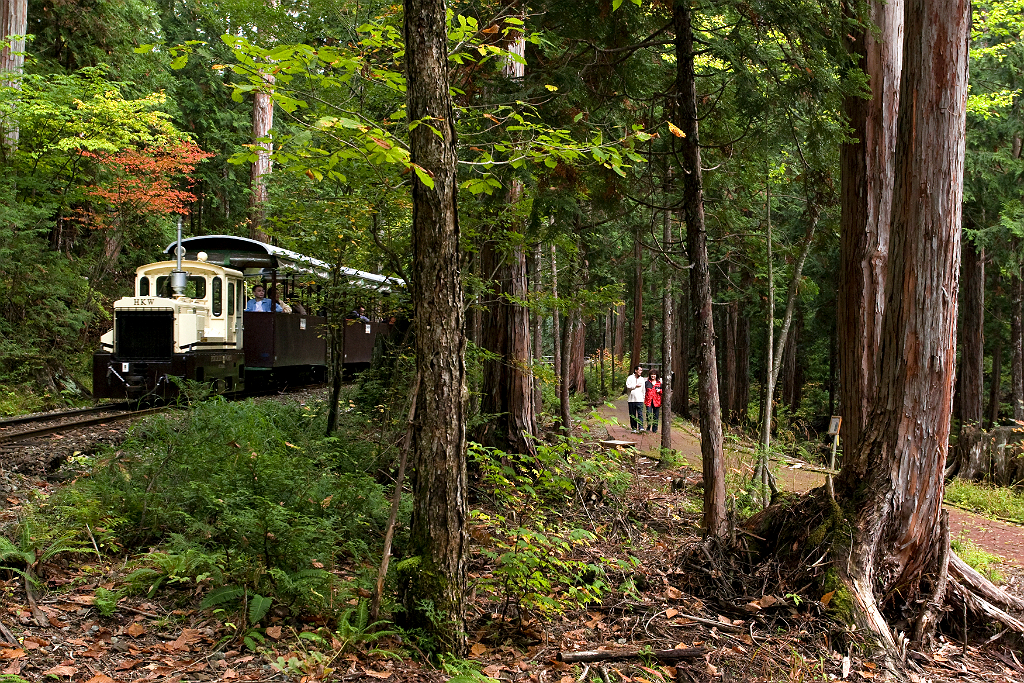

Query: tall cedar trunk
(780, 318), (798, 410)
(478, 240), (537, 455)
(552, 245), (562, 382)
(559, 311), (575, 435)
(723, 300), (738, 424)
(468, 251), (482, 420)
(736, 312), (750, 423)
(959, 239), (985, 428)
(1013, 269), (1023, 421)
(614, 303), (626, 360)
(630, 228), (644, 370)
(0, 0), (28, 152)
(675, 0), (726, 538)
(533, 243), (544, 413)
(399, 0), (468, 653)
(673, 282), (691, 418)
(476, 25), (535, 455)
(569, 319), (586, 393)
(603, 311), (611, 395)
(986, 340), (1002, 429)
(661, 187), (674, 449)
(838, 0), (903, 454)
(836, 0), (968, 647)
(248, 5), (277, 248)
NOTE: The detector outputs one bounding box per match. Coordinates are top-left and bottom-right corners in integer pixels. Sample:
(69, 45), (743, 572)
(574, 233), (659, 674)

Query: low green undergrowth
(468, 438), (633, 620)
(951, 533), (1004, 584)
(945, 478), (1024, 524)
(27, 395), (392, 620)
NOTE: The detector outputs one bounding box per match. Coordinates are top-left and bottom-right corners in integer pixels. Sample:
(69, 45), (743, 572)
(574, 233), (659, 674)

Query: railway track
(0, 404), (169, 446)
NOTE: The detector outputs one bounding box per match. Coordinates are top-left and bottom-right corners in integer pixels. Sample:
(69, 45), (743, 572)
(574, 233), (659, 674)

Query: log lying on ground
(949, 552), (1024, 612)
(949, 578), (1024, 633)
(558, 648), (706, 664)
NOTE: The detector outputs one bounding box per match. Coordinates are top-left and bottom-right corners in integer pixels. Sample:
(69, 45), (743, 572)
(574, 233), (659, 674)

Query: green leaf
(412, 164), (435, 189)
(249, 594), (273, 625)
(612, 0), (624, 10)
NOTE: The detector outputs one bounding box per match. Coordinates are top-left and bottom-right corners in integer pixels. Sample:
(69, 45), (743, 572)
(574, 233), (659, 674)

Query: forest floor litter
(0, 395), (1020, 681)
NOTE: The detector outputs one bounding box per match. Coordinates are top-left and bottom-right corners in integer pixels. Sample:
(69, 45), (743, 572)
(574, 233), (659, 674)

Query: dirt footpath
(596, 398), (1024, 568)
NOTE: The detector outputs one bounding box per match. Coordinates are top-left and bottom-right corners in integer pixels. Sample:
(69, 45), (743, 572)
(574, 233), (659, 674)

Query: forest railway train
(93, 234), (399, 400)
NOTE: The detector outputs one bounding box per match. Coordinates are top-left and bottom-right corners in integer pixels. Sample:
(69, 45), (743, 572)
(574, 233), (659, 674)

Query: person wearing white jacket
(625, 365), (646, 433)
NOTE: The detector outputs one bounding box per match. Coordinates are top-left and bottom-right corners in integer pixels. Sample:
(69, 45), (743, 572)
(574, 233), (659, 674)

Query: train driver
(245, 284), (283, 313)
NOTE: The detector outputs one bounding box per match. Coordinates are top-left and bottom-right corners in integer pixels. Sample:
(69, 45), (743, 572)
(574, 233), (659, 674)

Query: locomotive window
(212, 277), (223, 316)
(155, 275), (207, 299)
(228, 282), (235, 316)
(139, 277), (150, 296)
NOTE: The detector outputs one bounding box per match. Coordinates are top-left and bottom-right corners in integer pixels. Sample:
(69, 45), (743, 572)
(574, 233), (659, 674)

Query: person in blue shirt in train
(246, 284), (282, 312)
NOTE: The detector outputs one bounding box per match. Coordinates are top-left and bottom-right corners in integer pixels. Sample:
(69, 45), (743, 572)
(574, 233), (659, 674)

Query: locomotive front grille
(115, 310), (175, 360)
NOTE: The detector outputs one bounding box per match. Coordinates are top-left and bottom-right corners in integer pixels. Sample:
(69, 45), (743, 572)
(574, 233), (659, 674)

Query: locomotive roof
(164, 235), (400, 291)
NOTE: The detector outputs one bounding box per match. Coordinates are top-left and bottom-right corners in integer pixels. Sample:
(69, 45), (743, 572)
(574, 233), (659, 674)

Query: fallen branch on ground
(557, 648), (706, 664)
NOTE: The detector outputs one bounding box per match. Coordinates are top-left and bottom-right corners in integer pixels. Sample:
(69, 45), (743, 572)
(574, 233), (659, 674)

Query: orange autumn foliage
(82, 141), (214, 228)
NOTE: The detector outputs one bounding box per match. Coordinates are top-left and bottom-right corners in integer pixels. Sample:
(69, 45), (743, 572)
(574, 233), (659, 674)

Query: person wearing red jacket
(644, 372), (662, 433)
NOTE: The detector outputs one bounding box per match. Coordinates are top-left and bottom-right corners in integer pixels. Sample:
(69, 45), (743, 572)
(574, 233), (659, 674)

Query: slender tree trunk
(614, 303), (625, 360)
(601, 311), (609, 397)
(675, 0), (725, 538)
(661, 185), (674, 450)
(838, 0), (903, 454)
(533, 242), (544, 413)
(569, 318), (586, 393)
(760, 203), (819, 462)
(673, 282), (690, 418)
(559, 310), (575, 436)
(0, 0), (28, 154)
(1013, 268), (1023, 421)
(630, 227), (644, 370)
(836, 0), (968, 649)
(552, 244), (562, 382)
(723, 299), (738, 424)
(959, 239), (984, 428)
(986, 340), (1002, 430)
(736, 312), (750, 424)
(399, 0), (468, 652)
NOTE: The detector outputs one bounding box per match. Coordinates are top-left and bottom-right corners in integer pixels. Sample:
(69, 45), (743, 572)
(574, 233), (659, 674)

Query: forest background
(1, 0), (1022, 449)
(0, 0), (1022, 662)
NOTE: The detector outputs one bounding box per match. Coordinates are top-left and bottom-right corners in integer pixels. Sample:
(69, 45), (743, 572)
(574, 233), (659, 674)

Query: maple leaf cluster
(81, 141), (214, 229)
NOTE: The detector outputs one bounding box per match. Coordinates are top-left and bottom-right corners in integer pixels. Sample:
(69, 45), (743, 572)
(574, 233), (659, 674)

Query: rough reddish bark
(478, 239), (537, 455)
(532, 242), (544, 413)
(552, 244), (562, 382)
(837, 0), (903, 453)
(836, 0), (968, 648)
(399, 0), (468, 652)
(675, 0), (725, 538)
(959, 239), (985, 427)
(986, 341), (1002, 429)
(661, 188), (674, 449)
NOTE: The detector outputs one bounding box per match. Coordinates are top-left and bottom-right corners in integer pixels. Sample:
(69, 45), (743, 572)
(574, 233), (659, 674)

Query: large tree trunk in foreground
(399, 0), (468, 653)
(959, 238), (985, 428)
(835, 0), (968, 651)
(675, 0), (725, 538)
(837, 0), (902, 454)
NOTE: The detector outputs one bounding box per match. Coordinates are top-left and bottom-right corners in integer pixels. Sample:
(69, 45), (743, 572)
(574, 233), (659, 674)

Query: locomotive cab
(93, 259), (247, 399)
